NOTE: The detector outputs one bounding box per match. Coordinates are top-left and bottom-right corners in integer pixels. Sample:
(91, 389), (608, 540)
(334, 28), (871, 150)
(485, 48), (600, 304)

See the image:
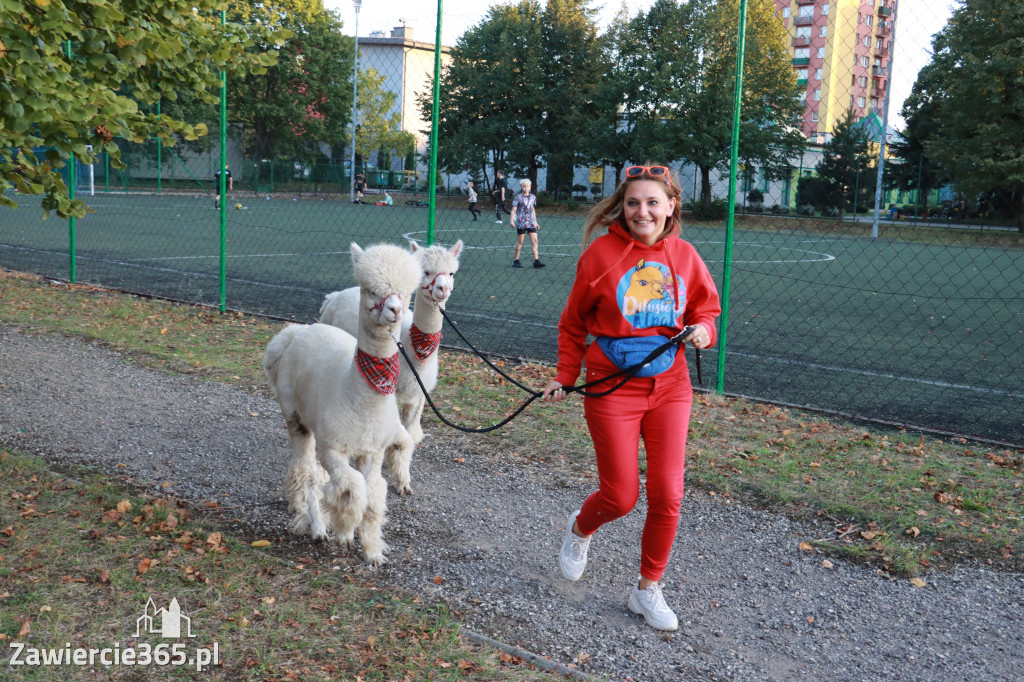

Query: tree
(354, 69), (413, 172)
(0, 0), (286, 218)
(815, 112), (872, 214)
(623, 0), (805, 211)
(226, 0), (352, 163)
(886, 70), (947, 217)
(912, 0), (1024, 230)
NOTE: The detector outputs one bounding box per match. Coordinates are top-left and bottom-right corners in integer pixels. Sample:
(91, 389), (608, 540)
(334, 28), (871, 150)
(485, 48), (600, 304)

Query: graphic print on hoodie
(617, 258), (686, 330)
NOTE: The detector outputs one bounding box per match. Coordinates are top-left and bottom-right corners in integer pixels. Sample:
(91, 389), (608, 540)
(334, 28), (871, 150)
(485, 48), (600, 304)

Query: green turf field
(2, 190), (1022, 445)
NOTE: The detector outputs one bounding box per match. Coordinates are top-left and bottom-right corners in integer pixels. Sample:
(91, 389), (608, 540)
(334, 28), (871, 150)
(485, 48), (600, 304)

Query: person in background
(492, 170), (511, 224)
(541, 164), (721, 632)
(467, 181), (480, 220)
(214, 164), (232, 209)
(354, 174), (366, 204)
(509, 178), (545, 268)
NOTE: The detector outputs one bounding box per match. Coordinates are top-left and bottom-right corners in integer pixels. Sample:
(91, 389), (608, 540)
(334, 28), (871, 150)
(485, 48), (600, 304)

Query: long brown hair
(582, 166), (683, 248)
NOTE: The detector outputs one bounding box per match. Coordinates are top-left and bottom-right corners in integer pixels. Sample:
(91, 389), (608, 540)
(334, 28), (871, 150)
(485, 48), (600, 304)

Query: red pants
(576, 367), (692, 582)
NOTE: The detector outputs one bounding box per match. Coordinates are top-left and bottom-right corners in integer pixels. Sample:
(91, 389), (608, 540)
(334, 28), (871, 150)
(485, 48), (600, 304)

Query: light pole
(349, 0), (361, 203)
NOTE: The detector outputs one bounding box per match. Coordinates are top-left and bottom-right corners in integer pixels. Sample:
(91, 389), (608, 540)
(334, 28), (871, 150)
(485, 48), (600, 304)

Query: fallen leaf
(262, 597), (276, 605)
(799, 541), (813, 552)
(433, 575), (444, 585)
(910, 578), (926, 588)
(206, 532), (222, 548)
(860, 531), (878, 540)
(251, 540), (271, 548)
(138, 558), (151, 574)
(822, 560), (834, 569)
(116, 500), (132, 513)
(17, 619), (30, 637)
(39, 605), (51, 613)
(906, 527), (921, 538)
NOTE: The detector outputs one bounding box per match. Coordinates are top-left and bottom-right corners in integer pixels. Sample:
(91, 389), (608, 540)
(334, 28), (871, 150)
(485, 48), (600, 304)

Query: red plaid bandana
(409, 324), (442, 361)
(356, 349), (400, 395)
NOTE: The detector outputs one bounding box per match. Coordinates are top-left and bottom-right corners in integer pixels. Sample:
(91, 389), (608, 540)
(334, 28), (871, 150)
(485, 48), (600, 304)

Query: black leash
(390, 312), (702, 434)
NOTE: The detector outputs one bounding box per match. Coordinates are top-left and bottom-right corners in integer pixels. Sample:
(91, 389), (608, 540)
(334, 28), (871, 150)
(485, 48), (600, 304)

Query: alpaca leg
(318, 444), (368, 549)
(400, 395), (426, 446)
(283, 417), (329, 539)
(384, 425), (415, 496)
(356, 454), (389, 566)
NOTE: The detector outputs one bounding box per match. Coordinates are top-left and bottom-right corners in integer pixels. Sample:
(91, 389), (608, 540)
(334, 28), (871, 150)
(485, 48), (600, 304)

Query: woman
(509, 178), (545, 268)
(541, 165), (720, 631)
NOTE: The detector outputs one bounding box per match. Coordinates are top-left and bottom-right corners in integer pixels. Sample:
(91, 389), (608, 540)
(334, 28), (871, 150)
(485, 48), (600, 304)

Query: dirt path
(1, 324), (1022, 681)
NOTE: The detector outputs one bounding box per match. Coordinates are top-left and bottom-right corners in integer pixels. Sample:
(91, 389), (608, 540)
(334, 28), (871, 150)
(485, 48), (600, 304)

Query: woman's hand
(541, 379), (568, 403)
(684, 323), (712, 349)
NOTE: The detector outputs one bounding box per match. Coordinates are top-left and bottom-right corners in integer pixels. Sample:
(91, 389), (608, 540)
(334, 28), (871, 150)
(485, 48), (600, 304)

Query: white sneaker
(559, 510), (590, 581)
(628, 580), (679, 631)
(494, 219), (502, 224)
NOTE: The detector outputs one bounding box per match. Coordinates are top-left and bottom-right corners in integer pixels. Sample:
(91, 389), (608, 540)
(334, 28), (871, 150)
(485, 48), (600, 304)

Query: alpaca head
(409, 239), (463, 306)
(350, 242), (421, 328)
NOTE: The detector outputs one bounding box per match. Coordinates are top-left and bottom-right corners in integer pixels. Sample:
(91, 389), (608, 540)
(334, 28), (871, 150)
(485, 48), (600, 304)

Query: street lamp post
(349, 0), (361, 203)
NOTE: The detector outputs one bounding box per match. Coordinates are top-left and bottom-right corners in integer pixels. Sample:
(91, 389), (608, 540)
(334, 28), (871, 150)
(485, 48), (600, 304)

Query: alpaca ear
(450, 239), (464, 258)
(350, 243), (363, 265)
(409, 240), (421, 253)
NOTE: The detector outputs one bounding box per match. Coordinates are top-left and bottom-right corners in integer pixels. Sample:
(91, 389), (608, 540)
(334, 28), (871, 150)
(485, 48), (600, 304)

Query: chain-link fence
(2, 0), (1022, 447)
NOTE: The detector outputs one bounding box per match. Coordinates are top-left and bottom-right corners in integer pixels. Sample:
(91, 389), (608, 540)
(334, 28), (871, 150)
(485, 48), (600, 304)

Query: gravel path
(1, 324), (1022, 681)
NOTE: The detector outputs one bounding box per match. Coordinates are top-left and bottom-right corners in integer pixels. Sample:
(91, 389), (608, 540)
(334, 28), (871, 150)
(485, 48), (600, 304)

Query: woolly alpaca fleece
(262, 242), (421, 565)
(319, 239), (463, 494)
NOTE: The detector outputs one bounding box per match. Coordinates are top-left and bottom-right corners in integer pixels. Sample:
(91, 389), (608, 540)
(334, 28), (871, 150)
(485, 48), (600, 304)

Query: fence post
(66, 39), (77, 283)
(717, 0), (748, 394)
(218, 9), (227, 312)
(425, 0), (443, 246)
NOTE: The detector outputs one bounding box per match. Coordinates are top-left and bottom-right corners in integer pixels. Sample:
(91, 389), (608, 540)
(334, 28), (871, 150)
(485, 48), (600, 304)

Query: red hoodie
(554, 222), (721, 388)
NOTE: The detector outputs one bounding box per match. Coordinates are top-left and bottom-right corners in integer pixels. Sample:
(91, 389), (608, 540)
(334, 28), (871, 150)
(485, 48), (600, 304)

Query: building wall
(357, 26), (452, 171)
(773, 0), (897, 141)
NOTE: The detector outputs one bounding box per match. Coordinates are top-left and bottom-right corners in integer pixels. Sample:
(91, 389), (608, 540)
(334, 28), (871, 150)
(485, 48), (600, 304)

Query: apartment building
(773, 0), (897, 142)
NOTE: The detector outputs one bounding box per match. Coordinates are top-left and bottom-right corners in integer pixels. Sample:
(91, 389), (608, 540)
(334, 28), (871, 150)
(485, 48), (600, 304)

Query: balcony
(792, 57), (811, 66)
(872, 84), (887, 97)
(877, 25), (891, 36)
(797, 78), (808, 87)
(794, 16), (813, 25)
(878, 6), (893, 17)
(872, 65), (887, 78)
(796, 0), (815, 4)
(792, 36), (810, 47)
(874, 45), (889, 58)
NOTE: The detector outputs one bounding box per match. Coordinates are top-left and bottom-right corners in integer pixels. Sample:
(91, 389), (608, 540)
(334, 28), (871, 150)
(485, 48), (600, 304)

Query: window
(796, 26), (812, 39)
(798, 68), (809, 80)
(798, 5), (814, 19)
(782, 7), (790, 18)
(811, 112), (820, 122)
(813, 89), (822, 101)
(819, 25), (828, 38)
(861, 56), (870, 67)
(866, 15), (873, 26)
(859, 76), (868, 87)
(818, 47), (826, 59)
(863, 36), (871, 47)
(876, 38), (884, 49)
(795, 48), (810, 59)
(857, 96), (866, 107)
(822, 4), (829, 15)
(815, 68), (823, 80)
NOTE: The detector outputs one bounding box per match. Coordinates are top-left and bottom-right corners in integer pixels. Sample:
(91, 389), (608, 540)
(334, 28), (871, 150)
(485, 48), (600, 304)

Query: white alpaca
(319, 239), (463, 495)
(263, 242), (420, 565)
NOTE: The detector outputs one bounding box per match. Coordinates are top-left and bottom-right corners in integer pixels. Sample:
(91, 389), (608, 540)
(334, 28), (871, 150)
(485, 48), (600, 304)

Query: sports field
(1, 191), (1021, 445)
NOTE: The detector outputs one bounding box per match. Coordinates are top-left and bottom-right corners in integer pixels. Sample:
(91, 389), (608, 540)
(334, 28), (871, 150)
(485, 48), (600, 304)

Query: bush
(566, 197), (579, 211)
(747, 188), (765, 204)
(770, 204), (790, 215)
(747, 201), (765, 213)
(822, 206), (841, 218)
(798, 204), (816, 216)
(692, 198), (728, 221)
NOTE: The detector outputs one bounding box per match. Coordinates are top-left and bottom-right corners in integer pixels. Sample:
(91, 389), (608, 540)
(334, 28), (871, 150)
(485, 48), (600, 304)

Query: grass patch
(1, 268), (1021, 580)
(0, 449), (552, 679)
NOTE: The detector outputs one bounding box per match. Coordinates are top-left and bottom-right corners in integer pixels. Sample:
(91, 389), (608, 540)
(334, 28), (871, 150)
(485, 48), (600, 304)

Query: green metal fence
(2, 0), (1022, 448)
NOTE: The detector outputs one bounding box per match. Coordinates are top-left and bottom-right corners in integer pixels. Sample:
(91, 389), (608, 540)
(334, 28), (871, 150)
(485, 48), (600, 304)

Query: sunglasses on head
(624, 165), (671, 183)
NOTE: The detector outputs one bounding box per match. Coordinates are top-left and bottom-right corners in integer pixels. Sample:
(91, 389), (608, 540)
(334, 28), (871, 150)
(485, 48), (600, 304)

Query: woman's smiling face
(622, 179), (676, 246)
